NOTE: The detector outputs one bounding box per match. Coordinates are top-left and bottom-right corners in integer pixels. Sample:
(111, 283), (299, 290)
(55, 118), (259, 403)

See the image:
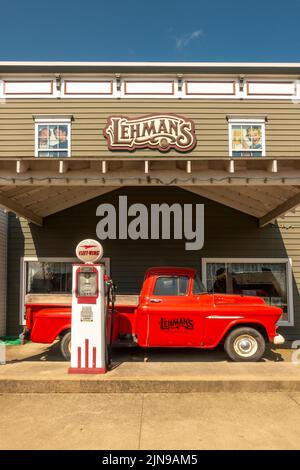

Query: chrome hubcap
(233, 334), (258, 358)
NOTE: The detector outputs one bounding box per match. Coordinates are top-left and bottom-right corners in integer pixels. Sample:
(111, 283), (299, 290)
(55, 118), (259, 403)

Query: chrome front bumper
(273, 334), (285, 345)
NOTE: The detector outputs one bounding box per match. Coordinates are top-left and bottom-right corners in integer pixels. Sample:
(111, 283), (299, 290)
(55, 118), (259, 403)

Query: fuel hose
(107, 281), (116, 369)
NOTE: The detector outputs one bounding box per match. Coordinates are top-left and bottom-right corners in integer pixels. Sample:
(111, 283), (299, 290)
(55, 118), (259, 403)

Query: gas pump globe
(68, 239), (107, 374)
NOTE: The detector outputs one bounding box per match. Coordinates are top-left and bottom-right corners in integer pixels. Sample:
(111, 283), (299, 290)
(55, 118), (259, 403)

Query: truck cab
(134, 267), (284, 361)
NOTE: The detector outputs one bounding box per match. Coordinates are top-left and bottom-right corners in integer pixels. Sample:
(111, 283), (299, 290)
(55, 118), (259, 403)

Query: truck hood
(213, 293), (265, 306)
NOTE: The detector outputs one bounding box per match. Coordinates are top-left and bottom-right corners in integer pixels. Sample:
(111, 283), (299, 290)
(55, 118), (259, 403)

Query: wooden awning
(0, 157), (300, 227)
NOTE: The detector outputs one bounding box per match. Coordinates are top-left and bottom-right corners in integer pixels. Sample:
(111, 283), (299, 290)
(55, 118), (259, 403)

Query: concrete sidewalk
(2, 391), (300, 449)
(0, 342), (300, 393)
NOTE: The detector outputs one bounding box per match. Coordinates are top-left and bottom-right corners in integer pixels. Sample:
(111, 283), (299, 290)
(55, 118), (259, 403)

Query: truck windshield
(192, 273), (207, 294)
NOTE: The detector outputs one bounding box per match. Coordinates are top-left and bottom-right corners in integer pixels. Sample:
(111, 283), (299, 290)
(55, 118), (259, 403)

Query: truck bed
(25, 294), (138, 344)
(25, 293), (139, 306)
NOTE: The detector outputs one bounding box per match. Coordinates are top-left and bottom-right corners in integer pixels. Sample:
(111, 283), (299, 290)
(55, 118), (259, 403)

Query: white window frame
(228, 118), (266, 157)
(201, 258), (294, 327)
(34, 116), (72, 158)
(19, 256), (110, 325)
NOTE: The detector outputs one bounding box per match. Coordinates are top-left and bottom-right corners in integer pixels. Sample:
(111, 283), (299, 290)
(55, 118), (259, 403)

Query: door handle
(150, 298), (162, 303)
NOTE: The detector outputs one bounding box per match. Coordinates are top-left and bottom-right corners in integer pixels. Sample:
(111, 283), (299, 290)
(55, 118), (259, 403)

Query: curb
(1, 378), (300, 393)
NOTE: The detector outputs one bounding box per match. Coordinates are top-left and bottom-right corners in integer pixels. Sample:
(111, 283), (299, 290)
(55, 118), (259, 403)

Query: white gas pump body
(69, 263), (106, 374)
(69, 239), (107, 374)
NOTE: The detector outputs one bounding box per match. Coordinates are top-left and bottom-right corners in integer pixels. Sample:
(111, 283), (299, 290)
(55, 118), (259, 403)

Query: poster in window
(37, 124), (69, 157)
(231, 124), (263, 157)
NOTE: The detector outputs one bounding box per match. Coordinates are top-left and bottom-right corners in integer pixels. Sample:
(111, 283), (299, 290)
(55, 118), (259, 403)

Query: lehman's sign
(103, 114), (196, 152)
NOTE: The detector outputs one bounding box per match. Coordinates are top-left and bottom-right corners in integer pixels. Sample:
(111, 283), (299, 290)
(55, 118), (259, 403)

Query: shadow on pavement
(6, 341), (287, 365)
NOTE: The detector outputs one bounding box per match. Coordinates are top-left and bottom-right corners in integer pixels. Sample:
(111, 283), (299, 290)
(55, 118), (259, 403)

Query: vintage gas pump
(69, 239), (108, 374)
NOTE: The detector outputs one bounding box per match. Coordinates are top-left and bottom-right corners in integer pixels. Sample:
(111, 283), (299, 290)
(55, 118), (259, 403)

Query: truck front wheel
(224, 327), (266, 362)
(60, 331), (71, 361)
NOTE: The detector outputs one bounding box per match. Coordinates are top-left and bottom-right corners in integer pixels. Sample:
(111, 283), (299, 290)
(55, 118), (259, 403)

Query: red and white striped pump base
(68, 338), (106, 374)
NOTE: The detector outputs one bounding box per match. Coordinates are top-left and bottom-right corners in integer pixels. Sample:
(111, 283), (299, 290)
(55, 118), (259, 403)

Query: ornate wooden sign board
(103, 114), (196, 152)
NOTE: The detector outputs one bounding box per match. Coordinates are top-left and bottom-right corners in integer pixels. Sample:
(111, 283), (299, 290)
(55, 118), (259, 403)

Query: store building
(1, 61), (300, 340)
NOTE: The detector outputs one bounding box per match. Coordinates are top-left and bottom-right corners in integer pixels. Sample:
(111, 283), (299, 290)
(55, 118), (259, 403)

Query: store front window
(202, 259), (293, 325)
(26, 261), (72, 294)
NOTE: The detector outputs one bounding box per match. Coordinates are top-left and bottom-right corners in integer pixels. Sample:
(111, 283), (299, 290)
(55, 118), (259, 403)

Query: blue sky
(1, 0), (300, 61)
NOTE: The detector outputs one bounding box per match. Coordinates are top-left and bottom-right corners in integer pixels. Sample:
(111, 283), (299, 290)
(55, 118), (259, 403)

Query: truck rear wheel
(60, 331), (71, 361)
(224, 327), (266, 362)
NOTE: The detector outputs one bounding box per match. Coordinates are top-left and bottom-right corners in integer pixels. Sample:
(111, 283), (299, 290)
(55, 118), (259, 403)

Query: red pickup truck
(23, 266), (285, 362)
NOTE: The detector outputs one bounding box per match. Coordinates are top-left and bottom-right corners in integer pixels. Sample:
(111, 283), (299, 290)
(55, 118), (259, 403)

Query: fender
(204, 317), (272, 349)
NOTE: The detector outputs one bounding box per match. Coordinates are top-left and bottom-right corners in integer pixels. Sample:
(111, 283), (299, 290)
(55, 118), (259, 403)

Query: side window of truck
(153, 276), (189, 296)
(192, 273), (207, 294)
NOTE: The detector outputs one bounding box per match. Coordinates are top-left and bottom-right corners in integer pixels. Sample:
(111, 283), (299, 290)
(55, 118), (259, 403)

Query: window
(228, 118), (265, 157)
(26, 261), (72, 294)
(192, 272), (207, 294)
(20, 257), (110, 323)
(202, 258), (293, 326)
(34, 116), (71, 157)
(153, 276), (189, 296)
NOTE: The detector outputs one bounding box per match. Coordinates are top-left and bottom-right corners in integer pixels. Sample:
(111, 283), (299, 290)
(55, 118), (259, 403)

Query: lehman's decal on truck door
(160, 318), (194, 330)
(103, 114), (196, 152)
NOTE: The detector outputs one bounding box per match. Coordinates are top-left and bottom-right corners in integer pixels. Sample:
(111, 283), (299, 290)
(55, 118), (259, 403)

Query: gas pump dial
(76, 266), (98, 303)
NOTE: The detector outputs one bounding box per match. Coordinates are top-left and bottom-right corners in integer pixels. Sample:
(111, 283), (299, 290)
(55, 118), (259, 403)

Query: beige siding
(0, 210), (7, 335)
(1, 99), (300, 158)
(6, 217), (34, 333)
